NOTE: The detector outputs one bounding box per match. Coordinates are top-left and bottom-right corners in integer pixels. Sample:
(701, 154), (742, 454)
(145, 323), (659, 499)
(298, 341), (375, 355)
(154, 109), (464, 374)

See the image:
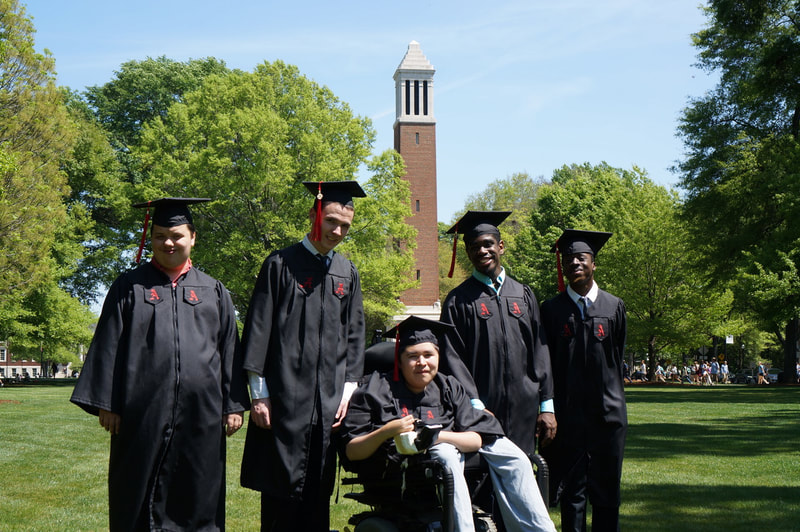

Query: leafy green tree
(66, 58), (232, 296)
(0, 0), (82, 348)
(133, 61), (413, 330)
(85, 56), (230, 151)
(677, 0), (800, 380)
(16, 278), (95, 374)
(0, 149), (28, 333)
(521, 163), (633, 298)
(458, 172), (541, 227)
(527, 163), (734, 376)
(60, 92), (131, 300)
(445, 172), (542, 290)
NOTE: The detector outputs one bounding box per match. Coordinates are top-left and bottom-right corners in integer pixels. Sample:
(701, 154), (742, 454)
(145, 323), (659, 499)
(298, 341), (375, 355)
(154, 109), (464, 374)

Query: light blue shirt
(470, 267), (554, 415)
(472, 267), (505, 295)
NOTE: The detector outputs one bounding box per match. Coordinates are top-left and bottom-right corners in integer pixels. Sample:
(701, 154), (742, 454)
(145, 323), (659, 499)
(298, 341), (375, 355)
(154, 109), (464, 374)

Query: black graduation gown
(239, 243), (365, 498)
(439, 275), (553, 457)
(539, 289), (627, 507)
(340, 371), (505, 470)
(70, 263), (249, 532)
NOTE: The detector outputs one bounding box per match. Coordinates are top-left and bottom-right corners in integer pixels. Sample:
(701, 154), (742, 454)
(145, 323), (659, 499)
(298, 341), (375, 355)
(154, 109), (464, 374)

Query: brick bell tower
(394, 41), (440, 312)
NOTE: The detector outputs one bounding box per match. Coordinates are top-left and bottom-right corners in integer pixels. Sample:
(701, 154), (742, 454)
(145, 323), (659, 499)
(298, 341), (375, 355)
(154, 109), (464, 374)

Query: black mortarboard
(446, 210), (511, 242)
(553, 229), (612, 256)
(445, 210), (511, 277)
(132, 198), (210, 264)
(383, 316), (455, 381)
(132, 197), (211, 227)
(551, 228), (612, 292)
(303, 181), (366, 241)
(302, 181), (366, 207)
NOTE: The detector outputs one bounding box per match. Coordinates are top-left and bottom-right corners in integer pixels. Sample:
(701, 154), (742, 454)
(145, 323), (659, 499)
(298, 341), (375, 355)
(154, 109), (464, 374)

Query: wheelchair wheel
(354, 516), (401, 532)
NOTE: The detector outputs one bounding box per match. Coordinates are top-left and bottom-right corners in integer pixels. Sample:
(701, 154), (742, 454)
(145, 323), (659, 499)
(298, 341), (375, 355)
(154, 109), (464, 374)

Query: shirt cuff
(470, 398), (486, 410)
(540, 399), (554, 414)
(341, 381), (358, 404)
(248, 371), (269, 400)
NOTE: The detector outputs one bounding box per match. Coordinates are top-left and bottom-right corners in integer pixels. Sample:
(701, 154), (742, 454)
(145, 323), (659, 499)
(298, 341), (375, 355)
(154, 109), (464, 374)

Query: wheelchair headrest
(364, 340), (396, 375)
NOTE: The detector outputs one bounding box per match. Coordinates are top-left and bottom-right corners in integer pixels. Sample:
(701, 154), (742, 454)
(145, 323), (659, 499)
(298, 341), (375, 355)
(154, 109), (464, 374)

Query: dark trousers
(552, 422), (626, 532)
(560, 476), (620, 532)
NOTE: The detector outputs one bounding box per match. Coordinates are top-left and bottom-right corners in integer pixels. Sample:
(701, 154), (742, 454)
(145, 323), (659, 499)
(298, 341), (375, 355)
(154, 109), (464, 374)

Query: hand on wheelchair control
(394, 421), (443, 455)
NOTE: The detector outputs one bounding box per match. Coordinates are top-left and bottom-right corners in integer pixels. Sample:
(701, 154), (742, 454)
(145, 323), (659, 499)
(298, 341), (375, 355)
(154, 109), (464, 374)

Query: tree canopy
(519, 163), (735, 373)
(2, 0), (797, 372)
(0, 9), (415, 360)
(677, 0), (800, 379)
(132, 61), (414, 324)
(0, 0), (92, 367)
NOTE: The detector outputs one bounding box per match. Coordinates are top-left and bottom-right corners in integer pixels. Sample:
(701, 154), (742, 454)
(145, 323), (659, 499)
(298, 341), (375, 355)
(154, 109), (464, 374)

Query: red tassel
(309, 182), (323, 242)
(447, 224), (459, 278)
(135, 202), (151, 264)
(393, 328), (401, 381)
(556, 246), (566, 292)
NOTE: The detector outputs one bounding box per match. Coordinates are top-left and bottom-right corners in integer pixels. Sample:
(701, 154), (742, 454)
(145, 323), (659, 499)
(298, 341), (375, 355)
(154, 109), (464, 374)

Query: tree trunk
(783, 318), (799, 384)
(648, 335), (656, 381)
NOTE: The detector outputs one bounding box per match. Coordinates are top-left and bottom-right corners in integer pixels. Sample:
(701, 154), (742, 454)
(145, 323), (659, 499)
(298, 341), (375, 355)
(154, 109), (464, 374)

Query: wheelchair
(339, 339), (549, 532)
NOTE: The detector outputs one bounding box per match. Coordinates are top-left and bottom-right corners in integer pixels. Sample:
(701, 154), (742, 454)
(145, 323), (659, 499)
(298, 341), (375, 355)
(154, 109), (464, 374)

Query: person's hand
(225, 412), (244, 436)
(250, 398), (272, 429)
(414, 424), (442, 451)
(332, 396), (349, 429)
(99, 409), (121, 435)
(389, 415), (421, 455)
(536, 412), (557, 447)
(384, 414), (417, 438)
(332, 382), (358, 430)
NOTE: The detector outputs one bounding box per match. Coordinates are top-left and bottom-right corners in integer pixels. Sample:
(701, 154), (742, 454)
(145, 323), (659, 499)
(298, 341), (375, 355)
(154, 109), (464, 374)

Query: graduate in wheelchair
(339, 316), (555, 532)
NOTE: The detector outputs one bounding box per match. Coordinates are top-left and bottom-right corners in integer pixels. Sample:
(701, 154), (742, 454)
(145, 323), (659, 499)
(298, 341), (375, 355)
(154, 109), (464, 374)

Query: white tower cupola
(394, 41), (435, 125)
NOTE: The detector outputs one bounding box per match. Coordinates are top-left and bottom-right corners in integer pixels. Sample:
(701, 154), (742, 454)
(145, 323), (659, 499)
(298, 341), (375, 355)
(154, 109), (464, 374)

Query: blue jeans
(429, 438), (555, 532)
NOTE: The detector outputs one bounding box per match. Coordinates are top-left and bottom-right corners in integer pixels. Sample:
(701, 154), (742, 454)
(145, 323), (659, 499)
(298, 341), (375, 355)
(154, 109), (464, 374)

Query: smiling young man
(239, 181), (366, 532)
(341, 316), (556, 532)
(71, 198), (249, 531)
(439, 211), (556, 459)
(539, 229), (627, 532)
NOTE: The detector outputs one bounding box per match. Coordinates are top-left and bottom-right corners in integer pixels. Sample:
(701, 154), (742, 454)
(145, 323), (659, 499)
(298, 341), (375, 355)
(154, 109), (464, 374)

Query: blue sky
(23, 0), (716, 223)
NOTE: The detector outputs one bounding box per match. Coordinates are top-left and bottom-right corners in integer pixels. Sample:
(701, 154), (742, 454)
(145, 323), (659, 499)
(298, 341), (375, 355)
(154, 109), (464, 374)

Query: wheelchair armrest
(530, 453), (550, 508)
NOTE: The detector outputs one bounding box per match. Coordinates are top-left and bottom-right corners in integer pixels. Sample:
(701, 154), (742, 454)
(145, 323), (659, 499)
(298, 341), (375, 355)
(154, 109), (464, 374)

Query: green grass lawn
(1, 384), (798, 531)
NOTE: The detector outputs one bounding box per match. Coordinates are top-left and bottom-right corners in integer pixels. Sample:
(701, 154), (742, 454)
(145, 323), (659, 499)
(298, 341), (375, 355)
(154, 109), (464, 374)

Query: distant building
(1, 359), (42, 379)
(0, 342), (75, 380)
(394, 41), (440, 319)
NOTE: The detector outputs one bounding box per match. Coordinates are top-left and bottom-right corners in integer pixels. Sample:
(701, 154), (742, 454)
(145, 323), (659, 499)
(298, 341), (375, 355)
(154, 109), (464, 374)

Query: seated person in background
(341, 316), (556, 532)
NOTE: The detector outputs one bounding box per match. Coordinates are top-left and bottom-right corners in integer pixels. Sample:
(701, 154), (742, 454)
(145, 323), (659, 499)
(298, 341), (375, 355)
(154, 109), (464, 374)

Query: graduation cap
(552, 228), (612, 292)
(132, 198), (211, 264)
(303, 181), (366, 242)
(445, 210), (511, 278)
(383, 316), (455, 381)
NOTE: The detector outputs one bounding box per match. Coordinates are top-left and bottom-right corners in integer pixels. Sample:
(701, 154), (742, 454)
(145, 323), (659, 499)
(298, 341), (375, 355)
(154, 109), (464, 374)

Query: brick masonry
(396, 121), (440, 306)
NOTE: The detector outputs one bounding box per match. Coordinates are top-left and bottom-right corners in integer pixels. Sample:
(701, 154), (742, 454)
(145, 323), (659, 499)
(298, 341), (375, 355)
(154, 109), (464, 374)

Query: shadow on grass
(624, 386), (798, 405)
(626, 409), (799, 459)
(621, 483), (800, 532)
